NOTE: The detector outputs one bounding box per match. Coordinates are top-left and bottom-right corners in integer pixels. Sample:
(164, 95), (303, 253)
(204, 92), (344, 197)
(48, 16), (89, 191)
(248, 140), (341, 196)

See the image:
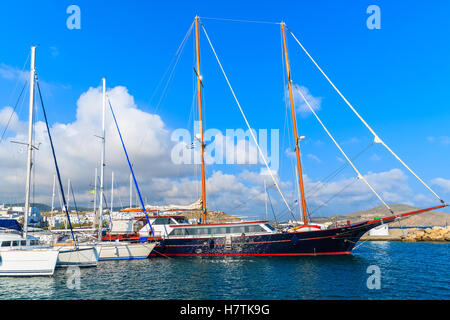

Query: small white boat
(0, 232), (58, 276)
(55, 245), (98, 267)
(0, 46), (59, 277)
(93, 242), (156, 261)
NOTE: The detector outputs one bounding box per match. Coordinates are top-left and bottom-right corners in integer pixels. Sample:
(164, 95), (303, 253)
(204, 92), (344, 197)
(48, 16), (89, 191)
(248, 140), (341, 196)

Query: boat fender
(139, 237), (148, 243)
(291, 235), (299, 245)
(209, 239), (215, 249)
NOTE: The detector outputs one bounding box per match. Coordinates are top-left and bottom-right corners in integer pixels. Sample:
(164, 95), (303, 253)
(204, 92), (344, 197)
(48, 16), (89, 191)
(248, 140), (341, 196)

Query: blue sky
(0, 1), (449, 218)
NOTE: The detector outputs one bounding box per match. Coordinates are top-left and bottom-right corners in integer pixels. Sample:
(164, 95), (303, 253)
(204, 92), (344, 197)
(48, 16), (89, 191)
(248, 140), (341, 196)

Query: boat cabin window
(171, 224), (267, 236)
(30, 240), (38, 246)
(153, 218), (171, 225)
(1, 241), (11, 247)
(21, 240), (27, 246)
(12, 241), (20, 246)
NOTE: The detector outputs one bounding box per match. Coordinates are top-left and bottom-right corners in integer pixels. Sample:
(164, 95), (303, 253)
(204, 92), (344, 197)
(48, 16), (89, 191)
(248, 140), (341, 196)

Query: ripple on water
(0, 242), (448, 300)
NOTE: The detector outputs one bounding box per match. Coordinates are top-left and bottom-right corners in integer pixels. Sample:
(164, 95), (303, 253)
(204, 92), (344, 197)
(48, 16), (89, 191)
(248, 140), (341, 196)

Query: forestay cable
(287, 26), (444, 204)
(292, 84), (394, 213)
(108, 98), (155, 237)
(200, 22), (294, 215)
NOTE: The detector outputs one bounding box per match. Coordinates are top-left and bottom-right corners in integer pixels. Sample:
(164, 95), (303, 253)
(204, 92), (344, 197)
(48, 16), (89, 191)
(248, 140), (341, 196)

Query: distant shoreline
(361, 227), (450, 242)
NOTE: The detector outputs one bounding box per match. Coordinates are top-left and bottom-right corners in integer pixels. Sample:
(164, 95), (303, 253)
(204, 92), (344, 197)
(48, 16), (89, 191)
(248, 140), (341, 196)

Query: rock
(422, 234), (432, 241)
(401, 227), (450, 242)
(430, 233), (444, 241)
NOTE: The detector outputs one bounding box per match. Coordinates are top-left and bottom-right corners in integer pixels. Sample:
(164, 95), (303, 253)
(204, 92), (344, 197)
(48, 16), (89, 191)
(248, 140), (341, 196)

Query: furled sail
(122, 199), (202, 212)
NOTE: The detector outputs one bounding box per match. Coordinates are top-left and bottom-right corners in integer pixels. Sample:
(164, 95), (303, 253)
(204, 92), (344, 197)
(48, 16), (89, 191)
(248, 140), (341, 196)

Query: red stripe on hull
(149, 251), (351, 257)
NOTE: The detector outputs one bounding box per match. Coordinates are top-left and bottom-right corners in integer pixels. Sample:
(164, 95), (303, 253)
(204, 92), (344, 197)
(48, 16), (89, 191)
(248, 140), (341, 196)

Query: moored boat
(106, 17), (447, 257)
(0, 46), (60, 276)
(55, 245), (98, 267)
(0, 230), (58, 276)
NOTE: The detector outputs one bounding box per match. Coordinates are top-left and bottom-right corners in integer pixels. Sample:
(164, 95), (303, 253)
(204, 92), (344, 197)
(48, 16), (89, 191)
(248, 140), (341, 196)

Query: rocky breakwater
(403, 226), (450, 242)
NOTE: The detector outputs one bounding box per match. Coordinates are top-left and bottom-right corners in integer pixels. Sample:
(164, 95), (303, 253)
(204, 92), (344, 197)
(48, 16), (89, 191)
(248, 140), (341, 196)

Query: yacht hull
(95, 242), (156, 261)
(56, 246), (98, 267)
(149, 221), (378, 257)
(0, 249), (59, 276)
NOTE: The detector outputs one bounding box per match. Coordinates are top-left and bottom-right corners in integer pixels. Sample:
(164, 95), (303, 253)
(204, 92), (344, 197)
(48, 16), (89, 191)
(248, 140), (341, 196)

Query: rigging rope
(0, 81), (28, 143)
(292, 83), (394, 213)
(306, 142), (374, 199)
(287, 26), (444, 204)
(35, 76), (77, 247)
(200, 21), (294, 215)
(199, 16), (280, 25)
(107, 97), (155, 237)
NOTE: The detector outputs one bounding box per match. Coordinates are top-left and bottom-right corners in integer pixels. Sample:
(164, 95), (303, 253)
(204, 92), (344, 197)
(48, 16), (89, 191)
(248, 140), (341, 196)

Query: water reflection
(0, 243), (447, 300)
(0, 276), (56, 299)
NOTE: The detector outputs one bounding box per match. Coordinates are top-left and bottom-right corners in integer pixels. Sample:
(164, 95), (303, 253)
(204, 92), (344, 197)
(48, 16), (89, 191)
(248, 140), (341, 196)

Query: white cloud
(0, 85), (190, 205)
(431, 177), (450, 193)
(304, 168), (414, 215)
(426, 136), (450, 146)
(0, 63), (28, 81)
(286, 84), (322, 117)
(307, 153), (322, 163)
(0, 85), (434, 220)
(369, 154), (382, 161)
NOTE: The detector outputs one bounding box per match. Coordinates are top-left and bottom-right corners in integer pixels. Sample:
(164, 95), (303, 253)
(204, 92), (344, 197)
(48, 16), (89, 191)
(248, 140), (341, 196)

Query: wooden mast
(281, 23), (308, 226)
(195, 16), (207, 223)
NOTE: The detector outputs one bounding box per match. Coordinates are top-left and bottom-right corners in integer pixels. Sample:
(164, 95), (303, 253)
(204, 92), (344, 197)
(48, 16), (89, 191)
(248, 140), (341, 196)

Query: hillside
(311, 203), (449, 227)
(179, 210), (242, 223)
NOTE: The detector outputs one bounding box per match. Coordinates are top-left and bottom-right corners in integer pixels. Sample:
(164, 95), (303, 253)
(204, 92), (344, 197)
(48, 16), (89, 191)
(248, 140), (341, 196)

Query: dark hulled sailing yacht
(104, 17), (447, 257)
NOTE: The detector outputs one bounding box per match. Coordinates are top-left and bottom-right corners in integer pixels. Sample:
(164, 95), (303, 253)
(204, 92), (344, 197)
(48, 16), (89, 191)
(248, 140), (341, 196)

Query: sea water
(0, 241), (448, 300)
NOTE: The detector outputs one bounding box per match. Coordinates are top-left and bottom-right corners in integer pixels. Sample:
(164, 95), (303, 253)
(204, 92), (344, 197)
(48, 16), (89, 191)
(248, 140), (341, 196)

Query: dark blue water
(0, 242), (448, 300)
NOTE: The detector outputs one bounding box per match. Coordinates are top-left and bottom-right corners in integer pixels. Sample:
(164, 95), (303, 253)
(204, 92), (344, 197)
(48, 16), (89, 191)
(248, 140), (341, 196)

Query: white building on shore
(0, 204), (43, 225)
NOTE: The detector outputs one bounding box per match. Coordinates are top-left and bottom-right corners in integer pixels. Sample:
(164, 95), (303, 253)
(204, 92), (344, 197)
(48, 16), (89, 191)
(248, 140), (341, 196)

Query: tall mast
(281, 23), (308, 226)
(195, 16), (207, 223)
(24, 45), (36, 238)
(66, 178), (70, 229)
(129, 173), (132, 208)
(67, 178), (70, 213)
(264, 179), (268, 221)
(93, 167), (97, 217)
(98, 77), (106, 241)
(51, 174), (56, 213)
(110, 171), (114, 214)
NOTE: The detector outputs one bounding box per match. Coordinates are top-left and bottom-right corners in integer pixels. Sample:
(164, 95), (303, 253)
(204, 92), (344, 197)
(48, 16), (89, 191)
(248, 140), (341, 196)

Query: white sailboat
(28, 48), (98, 268)
(88, 78), (155, 260)
(0, 46), (59, 276)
